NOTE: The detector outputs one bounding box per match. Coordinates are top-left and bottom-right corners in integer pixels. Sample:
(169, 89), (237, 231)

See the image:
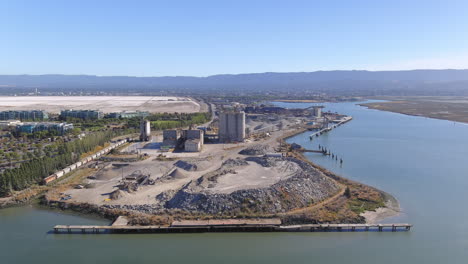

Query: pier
(310, 116), (353, 139)
(53, 222), (412, 234)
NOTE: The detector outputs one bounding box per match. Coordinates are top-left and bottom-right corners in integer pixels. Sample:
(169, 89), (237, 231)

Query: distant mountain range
(1, 70), (468, 96)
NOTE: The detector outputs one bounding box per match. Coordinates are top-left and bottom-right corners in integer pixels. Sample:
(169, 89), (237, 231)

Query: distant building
(60, 109), (103, 120)
(108, 111), (150, 119)
(0, 120), (22, 129)
(312, 106), (324, 118)
(219, 111), (245, 142)
(140, 120), (151, 141)
(16, 122), (74, 135)
(0, 110), (48, 121)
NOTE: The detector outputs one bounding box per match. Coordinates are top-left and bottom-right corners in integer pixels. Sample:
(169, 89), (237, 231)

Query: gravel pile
(174, 160), (198, 171)
(239, 145), (270, 156)
(222, 158), (248, 168)
(168, 168), (187, 179)
(158, 157), (340, 215)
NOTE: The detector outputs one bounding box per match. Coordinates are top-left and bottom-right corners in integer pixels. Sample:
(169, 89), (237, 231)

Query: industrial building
(0, 110), (48, 121)
(60, 109), (104, 120)
(140, 120), (151, 141)
(16, 122), (74, 135)
(162, 129), (204, 152)
(312, 106), (324, 118)
(218, 111), (245, 142)
(162, 130), (179, 147)
(183, 129), (204, 152)
(108, 111), (150, 119)
(183, 129), (204, 145)
(184, 139), (202, 152)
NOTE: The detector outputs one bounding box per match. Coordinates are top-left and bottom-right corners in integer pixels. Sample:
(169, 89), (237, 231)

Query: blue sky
(1, 0), (468, 76)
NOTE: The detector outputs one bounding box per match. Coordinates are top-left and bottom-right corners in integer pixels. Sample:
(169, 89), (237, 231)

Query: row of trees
(148, 112), (211, 130)
(0, 130), (128, 196)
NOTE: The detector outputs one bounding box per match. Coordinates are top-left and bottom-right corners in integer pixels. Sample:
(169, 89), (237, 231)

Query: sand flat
(0, 96), (200, 113)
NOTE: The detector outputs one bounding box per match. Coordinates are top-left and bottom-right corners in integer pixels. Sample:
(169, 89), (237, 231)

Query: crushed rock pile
(239, 145), (270, 156)
(168, 168), (187, 179)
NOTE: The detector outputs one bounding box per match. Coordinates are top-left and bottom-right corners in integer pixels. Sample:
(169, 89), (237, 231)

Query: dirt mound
(169, 168), (187, 179)
(239, 145), (270, 156)
(85, 183), (97, 189)
(110, 189), (124, 200)
(174, 160), (197, 171)
(222, 158), (248, 168)
(174, 159), (212, 171)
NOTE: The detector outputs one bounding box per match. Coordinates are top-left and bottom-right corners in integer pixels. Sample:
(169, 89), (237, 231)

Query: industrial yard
(49, 104), (378, 225)
(0, 96), (389, 226)
(63, 121), (308, 207)
(0, 96), (201, 114)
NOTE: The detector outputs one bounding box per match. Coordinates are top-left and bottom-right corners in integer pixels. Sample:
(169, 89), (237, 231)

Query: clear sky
(1, 0), (468, 76)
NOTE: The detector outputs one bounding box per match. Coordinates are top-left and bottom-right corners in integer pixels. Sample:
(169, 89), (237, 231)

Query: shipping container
(55, 170), (65, 178)
(43, 175), (57, 184)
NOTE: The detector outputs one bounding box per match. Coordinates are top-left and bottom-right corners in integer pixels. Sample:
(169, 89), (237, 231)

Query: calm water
(2, 101), (468, 263)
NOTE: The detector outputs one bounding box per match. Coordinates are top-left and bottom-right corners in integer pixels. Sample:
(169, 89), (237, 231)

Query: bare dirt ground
(363, 96), (468, 123)
(0, 96), (201, 113)
(208, 159), (301, 194)
(56, 113), (392, 224)
(65, 118), (302, 207)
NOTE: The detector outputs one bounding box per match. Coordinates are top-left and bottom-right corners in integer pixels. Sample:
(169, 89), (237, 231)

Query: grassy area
(346, 185), (385, 214)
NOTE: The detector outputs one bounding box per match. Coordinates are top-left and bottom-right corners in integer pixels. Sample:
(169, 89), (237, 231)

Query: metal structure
(140, 120), (151, 141)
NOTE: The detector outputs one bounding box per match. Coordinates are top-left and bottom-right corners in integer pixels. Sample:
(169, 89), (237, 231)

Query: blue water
(1, 101), (468, 263)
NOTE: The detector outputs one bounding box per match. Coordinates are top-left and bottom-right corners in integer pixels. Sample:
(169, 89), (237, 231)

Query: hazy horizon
(2, 68), (468, 78)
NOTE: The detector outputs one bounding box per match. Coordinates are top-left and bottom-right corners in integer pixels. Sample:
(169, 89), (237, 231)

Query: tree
(344, 187), (351, 198)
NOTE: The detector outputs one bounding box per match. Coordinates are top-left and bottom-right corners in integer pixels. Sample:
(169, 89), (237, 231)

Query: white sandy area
(0, 96), (200, 113)
(360, 198), (400, 224)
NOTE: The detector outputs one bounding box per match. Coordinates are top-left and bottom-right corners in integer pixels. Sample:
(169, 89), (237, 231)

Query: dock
(53, 222), (412, 234)
(310, 116), (353, 139)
